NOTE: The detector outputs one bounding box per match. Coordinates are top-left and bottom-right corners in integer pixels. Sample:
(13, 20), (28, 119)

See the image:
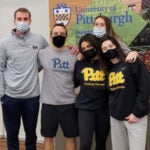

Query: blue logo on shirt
(52, 58), (69, 69)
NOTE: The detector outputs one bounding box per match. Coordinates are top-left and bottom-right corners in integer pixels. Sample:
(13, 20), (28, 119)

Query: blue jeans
(1, 95), (39, 150)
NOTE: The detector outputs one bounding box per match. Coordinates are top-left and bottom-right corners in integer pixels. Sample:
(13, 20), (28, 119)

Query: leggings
(78, 109), (110, 150)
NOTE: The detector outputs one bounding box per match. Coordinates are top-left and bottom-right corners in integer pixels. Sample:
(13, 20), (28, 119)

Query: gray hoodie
(0, 29), (49, 99)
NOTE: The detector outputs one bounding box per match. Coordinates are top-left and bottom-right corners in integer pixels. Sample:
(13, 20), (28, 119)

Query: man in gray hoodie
(0, 8), (49, 150)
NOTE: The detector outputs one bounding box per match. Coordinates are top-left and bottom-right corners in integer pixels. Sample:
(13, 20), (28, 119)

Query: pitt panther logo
(53, 3), (71, 26)
(82, 68), (105, 82)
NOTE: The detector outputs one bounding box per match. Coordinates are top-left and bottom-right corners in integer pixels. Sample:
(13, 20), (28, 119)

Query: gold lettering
(109, 71), (124, 86)
(82, 68), (105, 81)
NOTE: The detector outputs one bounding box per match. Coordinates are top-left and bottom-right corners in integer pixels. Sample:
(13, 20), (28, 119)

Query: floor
(0, 138), (44, 150)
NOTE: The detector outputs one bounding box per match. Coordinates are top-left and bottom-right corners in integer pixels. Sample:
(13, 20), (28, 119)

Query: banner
(49, 0), (150, 72)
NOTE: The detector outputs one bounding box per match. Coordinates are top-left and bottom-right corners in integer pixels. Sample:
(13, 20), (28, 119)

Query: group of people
(0, 7), (149, 150)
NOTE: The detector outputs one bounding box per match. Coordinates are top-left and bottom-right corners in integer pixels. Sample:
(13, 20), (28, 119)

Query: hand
(67, 45), (79, 55)
(76, 52), (83, 60)
(125, 114), (139, 123)
(125, 51), (139, 63)
(0, 90), (4, 99)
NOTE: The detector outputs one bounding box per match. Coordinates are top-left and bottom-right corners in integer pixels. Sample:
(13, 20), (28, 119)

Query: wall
(0, 0), (49, 39)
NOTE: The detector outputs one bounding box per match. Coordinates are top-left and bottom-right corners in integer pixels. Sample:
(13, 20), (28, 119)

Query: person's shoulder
(30, 32), (49, 47)
(65, 47), (77, 59)
(38, 47), (50, 60)
(29, 32), (47, 41)
(0, 33), (12, 45)
(127, 58), (146, 72)
(39, 46), (50, 54)
(30, 32), (44, 38)
(75, 59), (84, 65)
(131, 58), (143, 65)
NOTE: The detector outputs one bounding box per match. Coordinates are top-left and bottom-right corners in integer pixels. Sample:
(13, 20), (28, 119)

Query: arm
(0, 42), (7, 98)
(37, 49), (43, 72)
(118, 40), (139, 63)
(131, 59), (149, 118)
(67, 45), (79, 55)
(126, 51), (139, 63)
(41, 36), (49, 49)
(125, 114), (139, 123)
(66, 45), (84, 60)
(37, 36), (49, 72)
(76, 52), (83, 60)
(73, 61), (80, 88)
(125, 59), (149, 123)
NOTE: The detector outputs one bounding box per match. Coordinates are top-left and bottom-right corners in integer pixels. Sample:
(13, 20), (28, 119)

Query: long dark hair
(79, 33), (105, 71)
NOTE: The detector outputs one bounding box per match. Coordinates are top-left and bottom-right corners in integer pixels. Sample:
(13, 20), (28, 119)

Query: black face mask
(103, 48), (118, 59)
(52, 35), (66, 48)
(82, 48), (97, 60)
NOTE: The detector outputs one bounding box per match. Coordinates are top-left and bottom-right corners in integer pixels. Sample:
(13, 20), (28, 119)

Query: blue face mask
(16, 22), (30, 32)
(93, 27), (106, 38)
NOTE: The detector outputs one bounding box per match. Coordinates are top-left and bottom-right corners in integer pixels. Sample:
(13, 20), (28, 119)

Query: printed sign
(49, 1), (150, 50)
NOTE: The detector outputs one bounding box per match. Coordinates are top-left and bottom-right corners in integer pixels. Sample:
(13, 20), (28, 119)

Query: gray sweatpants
(110, 116), (148, 150)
